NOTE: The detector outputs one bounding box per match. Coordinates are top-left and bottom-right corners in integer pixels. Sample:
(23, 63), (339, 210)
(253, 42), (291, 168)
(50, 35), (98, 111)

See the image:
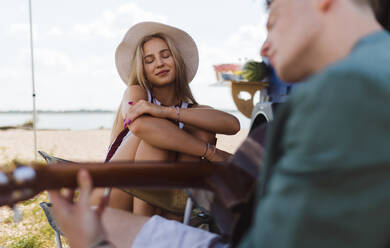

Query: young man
(240, 0), (390, 247)
(49, 0), (390, 247)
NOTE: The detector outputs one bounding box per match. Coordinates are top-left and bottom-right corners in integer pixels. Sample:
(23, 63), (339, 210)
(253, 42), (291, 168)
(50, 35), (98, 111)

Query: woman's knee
(177, 128), (216, 161)
(108, 188), (133, 211)
(135, 140), (176, 161)
(189, 128), (216, 145)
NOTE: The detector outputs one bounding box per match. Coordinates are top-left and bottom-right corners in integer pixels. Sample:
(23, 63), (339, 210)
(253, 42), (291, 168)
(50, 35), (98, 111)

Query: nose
(260, 38), (271, 58)
(156, 56), (164, 68)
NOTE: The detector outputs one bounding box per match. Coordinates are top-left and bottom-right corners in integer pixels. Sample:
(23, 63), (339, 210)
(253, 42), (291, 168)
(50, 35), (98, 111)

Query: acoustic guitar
(0, 125), (266, 245)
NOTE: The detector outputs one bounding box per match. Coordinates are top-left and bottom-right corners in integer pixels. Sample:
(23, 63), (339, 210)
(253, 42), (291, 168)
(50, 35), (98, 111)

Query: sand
(0, 128), (249, 164)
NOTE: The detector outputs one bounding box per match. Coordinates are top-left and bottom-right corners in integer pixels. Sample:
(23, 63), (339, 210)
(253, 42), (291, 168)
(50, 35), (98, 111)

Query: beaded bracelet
(207, 144), (216, 160)
(175, 106), (180, 123)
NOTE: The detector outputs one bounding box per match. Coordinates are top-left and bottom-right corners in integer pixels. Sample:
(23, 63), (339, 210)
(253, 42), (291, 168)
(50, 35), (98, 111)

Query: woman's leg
(98, 123), (222, 216)
(158, 127), (216, 220)
(131, 127), (215, 220)
(90, 134), (141, 210)
(133, 140), (176, 216)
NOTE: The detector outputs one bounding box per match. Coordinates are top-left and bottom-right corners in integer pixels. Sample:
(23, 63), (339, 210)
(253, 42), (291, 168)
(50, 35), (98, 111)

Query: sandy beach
(0, 128), (249, 165)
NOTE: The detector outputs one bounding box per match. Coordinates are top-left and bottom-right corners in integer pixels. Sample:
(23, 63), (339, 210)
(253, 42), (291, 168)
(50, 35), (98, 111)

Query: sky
(0, 0), (268, 111)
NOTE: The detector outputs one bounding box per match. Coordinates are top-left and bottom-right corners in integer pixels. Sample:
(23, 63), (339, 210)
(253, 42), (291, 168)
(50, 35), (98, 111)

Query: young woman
(91, 22), (240, 220)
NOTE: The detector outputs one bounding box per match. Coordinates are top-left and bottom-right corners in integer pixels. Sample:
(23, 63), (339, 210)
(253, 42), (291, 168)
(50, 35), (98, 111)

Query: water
(0, 110), (250, 130)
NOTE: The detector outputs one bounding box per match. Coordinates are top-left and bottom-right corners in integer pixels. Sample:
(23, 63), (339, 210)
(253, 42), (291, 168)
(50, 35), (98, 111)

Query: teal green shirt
(240, 30), (390, 247)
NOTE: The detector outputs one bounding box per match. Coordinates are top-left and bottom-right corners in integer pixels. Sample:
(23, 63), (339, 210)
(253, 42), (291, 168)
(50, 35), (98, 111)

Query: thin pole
(28, 0), (38, 161)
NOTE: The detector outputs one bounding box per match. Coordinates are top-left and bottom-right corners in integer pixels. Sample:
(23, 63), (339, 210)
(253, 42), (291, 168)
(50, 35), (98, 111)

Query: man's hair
(351, 0), (389, 31)
(372, 0), (390, 31)
(266, 0), (373, 8)
(264, 0), (389, 31)
(265, 0), (272, 8)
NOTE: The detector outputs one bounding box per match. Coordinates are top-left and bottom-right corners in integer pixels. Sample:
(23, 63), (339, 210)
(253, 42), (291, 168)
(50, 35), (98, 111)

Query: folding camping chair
(38, 151), (213, 248)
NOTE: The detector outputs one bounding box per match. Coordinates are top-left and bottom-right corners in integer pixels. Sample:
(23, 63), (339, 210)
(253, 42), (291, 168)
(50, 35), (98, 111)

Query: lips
(156, 70), (170, 76)
(268, 54), (276, 66)
(269, 56), (275, 66)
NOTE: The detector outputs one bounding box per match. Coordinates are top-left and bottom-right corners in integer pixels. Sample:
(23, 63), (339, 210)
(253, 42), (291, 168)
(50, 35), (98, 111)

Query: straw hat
(115, 22), (199, 85)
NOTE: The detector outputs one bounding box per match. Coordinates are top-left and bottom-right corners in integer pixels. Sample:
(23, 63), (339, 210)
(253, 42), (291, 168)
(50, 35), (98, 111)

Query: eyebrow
(266, 11), (275, 30)
(143, 49), (170, 58)
(266, 0), (280, 30)
(268, 0), (280, 12)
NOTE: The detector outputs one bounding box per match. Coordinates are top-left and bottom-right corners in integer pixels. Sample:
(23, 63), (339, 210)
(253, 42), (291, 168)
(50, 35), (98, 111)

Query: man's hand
(49, 170), (111, 248)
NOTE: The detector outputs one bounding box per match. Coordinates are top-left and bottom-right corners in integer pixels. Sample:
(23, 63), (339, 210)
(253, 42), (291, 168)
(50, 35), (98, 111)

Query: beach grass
(0, 161), (68, 248)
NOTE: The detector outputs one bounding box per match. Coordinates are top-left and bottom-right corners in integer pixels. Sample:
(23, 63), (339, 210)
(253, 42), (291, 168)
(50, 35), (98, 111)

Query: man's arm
(50, 170), (149, 248)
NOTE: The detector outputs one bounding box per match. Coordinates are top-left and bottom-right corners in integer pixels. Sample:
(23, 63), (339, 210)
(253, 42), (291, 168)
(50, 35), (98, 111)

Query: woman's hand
(124, 100), (172, 128)
(49, 170), (113, 248)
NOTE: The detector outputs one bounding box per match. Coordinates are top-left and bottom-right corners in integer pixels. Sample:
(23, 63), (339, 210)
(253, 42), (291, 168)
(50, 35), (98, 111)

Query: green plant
(3, 215), (14, 224)
(21, 119), (34, 128)
(9, 235), (43, 248)
(241, 60), (270, 82)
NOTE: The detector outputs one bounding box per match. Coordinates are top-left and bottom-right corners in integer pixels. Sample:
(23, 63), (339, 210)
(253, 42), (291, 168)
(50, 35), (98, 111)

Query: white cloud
(0, 1), (268, 112)
(1, 2), (168, 110)
(69, 3), (167, 40)
(117, 2), (167, 23)
(194, 17), (268, 85)
(47, 27), (63, 37)
(190, 17), (268, 110)
(4, 3), (168, 41)
(35, 48), (74, 71)
(6, 23), (30, 37)
(225, 21), (268, 59)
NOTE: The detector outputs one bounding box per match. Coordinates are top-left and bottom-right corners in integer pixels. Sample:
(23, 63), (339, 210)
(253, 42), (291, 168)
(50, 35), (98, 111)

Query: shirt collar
(352, 29), (389, 51)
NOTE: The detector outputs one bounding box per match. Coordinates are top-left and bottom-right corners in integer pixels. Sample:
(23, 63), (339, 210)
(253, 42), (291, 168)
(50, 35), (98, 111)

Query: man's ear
(318, 0), (333, 12)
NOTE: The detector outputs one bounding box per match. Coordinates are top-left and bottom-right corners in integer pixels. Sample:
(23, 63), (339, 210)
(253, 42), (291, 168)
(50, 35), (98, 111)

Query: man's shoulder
(295, 31), (390, 100)
(341, 30), (390, 79)
(277, 31), (390, 170)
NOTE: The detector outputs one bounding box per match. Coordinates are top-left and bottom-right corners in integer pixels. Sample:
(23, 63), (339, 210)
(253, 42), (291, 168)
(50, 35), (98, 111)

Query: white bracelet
(201, 143), (209, 159)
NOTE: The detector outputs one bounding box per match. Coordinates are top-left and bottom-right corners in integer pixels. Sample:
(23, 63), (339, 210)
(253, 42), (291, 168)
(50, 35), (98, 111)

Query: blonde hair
(110, 33), (197, 143)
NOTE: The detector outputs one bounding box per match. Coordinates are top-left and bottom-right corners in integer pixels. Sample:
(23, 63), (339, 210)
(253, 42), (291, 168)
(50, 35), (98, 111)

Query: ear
(318, 0), (333, 12)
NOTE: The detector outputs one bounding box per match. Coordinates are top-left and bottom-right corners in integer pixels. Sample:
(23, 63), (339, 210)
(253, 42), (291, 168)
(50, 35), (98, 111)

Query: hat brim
(115, 22), (199, 85)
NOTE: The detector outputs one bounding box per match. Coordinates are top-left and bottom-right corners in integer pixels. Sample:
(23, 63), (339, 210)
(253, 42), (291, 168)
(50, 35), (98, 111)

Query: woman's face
(143, 37), (176, 87)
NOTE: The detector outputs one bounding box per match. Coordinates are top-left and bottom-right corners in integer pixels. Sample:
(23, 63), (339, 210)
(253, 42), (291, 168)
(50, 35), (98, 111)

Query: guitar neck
(0, 159), (253, 211)
(30, 160), (220, 192)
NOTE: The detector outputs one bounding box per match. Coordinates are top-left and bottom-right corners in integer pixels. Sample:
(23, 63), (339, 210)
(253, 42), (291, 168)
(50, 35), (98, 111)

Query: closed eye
(144, 55), (154, 64)
(160, 49), (171, 59)
(266, 16), (276, 31)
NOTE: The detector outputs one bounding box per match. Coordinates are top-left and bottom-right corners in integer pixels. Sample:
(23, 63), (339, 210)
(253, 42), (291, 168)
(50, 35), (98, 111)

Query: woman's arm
(125, 101), (240, 135)
(166, 105), (240, 135)
(120, 85), (148, 120)
(129, 115), (230, 161)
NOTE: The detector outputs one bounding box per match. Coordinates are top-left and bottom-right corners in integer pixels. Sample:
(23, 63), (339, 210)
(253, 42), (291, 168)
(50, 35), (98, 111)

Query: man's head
(261, 0), (381, 82)
(265, 0), (388, 28)
(265, 0), (376, 10)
